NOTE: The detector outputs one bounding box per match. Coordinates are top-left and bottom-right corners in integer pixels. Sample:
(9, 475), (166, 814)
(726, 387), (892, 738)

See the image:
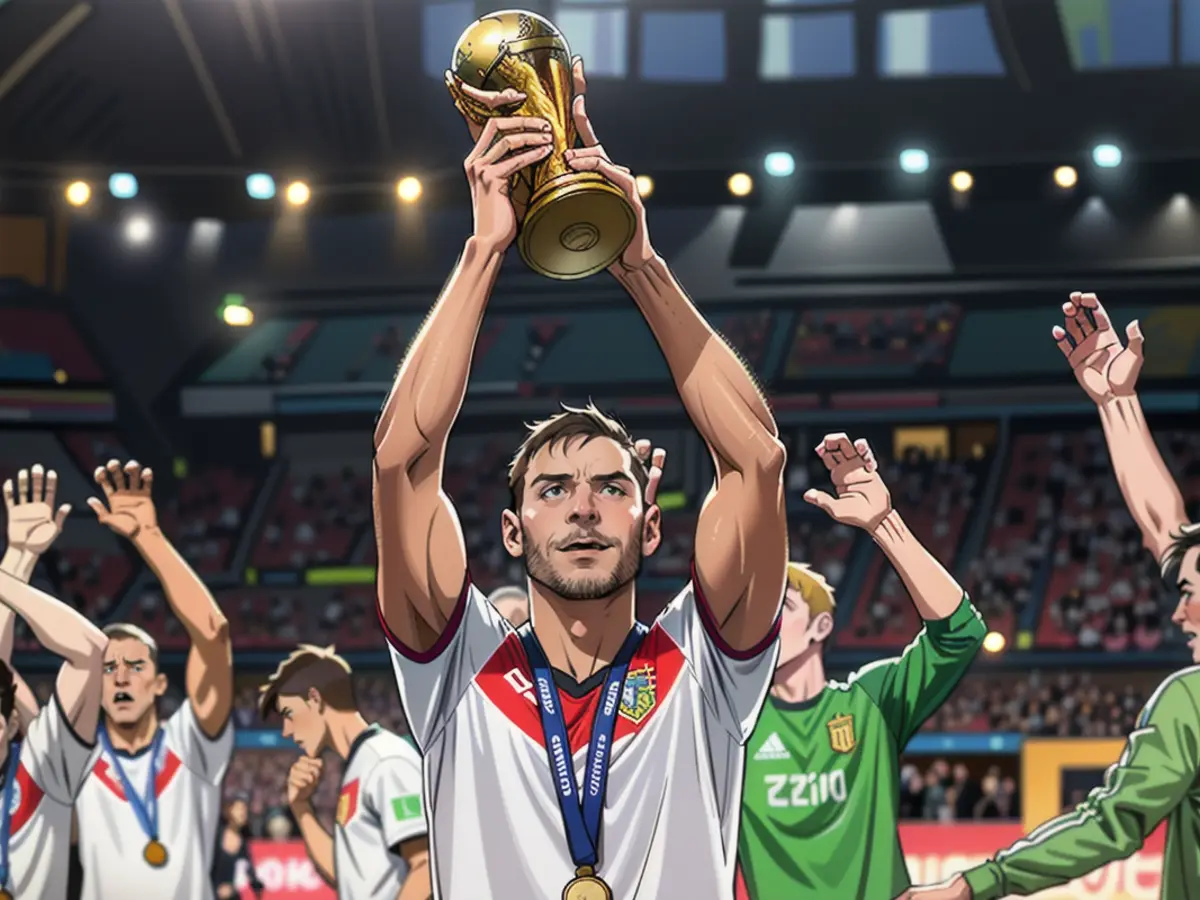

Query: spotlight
(635, 175), (654, 198)
(124, 215), (153, 246)
(65, 181), (91, 207)
(982, 631), (1006, 654)
(53, 369), (68, 385)
(1092, 144), (1122, 168)
(764, 152), (795, 177)
(899, 149), (929, 174)
(285, 181), (310, 207)
(1054, 166), (1078, 189)
(108, 173), (138, 200)
(246, 174), (276, 200)
(727, 172), (753, 197)
(396, 177), (422, 203)
(223, 305), (254, 327)
(950, 170), (973, 193)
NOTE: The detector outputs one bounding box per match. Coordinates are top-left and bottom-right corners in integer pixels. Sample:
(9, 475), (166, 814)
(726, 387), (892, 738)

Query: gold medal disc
(144, 839), (169, 867)
(0, 888), (12, 900)
(562, 873), (612, 900)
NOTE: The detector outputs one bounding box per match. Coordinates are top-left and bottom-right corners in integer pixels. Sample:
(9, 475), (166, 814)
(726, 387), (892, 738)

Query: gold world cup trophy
(447, 9), (636, 281)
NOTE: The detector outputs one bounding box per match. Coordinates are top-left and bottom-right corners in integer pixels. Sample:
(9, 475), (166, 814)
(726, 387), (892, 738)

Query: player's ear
(809, 611), (834, 643)
(641, 504), (662, 556)
(500, 508), (523, 558)
(152, 671), (168, 697)
(307, 686), (324, 711)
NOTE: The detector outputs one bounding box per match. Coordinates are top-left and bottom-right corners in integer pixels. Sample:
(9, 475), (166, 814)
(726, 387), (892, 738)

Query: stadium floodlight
(246, 174), (276, 200)
(285, 181), (311, 207)
(950, 170), (973, 193)
(727, 172), (753, 197)
(124, 215), (153, 246)
(635, 175), (654, 198)
(764, 152), (795, 177)
(65, 181), (91, 207)
(1054, 166), (1078, 189)
(109, 173), (139, 199)
(396, 177), (422, 203)
(1092, 144), (1122, 168)
(899, 149), (930, 174)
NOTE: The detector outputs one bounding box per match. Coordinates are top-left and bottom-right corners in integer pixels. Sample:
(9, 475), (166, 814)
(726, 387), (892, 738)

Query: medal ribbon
(520, 623), (646, 869)
(98, 723), (164, 845)
(0, 742), (22, 890)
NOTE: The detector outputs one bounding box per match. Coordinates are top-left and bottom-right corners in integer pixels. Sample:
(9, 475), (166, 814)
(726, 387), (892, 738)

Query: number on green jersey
(764, 770), (847, 808)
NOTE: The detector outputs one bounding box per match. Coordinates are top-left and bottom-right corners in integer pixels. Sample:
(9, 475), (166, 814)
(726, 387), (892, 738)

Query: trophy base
(518, 173), (637, 281)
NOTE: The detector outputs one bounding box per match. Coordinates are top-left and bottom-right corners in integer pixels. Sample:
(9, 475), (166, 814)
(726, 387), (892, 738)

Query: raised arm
(564, 59), (786, 652)
(88, 460), (232, 737)
(373, 87), (552, 652)
(1054, 292), (1188, 562)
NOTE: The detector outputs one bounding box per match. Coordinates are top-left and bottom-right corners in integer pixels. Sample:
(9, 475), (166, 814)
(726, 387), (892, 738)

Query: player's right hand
(286, 756), (324, 808)
(1052, 291), (1144, 404)
(4, 465), (71, 558)
(895, 873), (972, 900)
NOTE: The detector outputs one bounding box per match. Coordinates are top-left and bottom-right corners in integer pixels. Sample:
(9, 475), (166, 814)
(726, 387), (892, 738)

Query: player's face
(1170, 546), (1200, 662)
(776, 587), (832, 667)
(102, 638), (167, 725)
(227, 799), (249, 828)
(503, 436), (661, 602)
(276, 693), (328, 758)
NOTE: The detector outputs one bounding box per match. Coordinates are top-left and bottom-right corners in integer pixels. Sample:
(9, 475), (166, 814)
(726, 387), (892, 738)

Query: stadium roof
(0, 0), (1198, 179)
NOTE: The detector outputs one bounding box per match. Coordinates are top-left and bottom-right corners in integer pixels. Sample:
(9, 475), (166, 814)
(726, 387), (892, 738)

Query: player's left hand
(563, 57), (655, 273)
(86, 459), (159, 541)
(803, 433), (892, 532)
(634, 439), (667, 507)
(895, 873), (972, 900)
(3, 465), (71, 556)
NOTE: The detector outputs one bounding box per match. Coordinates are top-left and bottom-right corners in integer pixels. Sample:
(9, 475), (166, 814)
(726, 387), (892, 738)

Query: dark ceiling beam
(160, 0), (242, 159)
(0, 3), (91, 104)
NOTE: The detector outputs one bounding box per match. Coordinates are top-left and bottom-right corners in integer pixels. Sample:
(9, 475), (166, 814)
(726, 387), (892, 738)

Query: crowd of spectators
(898, 760), (1020, 822)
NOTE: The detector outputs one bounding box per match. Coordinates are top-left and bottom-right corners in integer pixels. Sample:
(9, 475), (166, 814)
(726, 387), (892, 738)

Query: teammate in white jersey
(73, 460), (235, 900)
(0, 464), (106, 900)
(373, 50), (789, 899)
(258, 644), (431, 900)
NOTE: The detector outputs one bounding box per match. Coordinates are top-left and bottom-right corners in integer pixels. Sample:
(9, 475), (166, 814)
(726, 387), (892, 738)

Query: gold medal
(143, 839), (169, 868)
(562, 866), (612, 900)
(0, 889), (11, 900)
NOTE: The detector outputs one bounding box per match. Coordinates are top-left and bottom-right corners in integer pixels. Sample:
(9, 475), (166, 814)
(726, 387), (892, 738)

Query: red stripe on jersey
(10, 763), (45, 835)
(92, 751), (183, 801)
(475, 625), (686, 755)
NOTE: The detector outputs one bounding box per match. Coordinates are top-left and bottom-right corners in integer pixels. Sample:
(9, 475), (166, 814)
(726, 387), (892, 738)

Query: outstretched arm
(1054, 292), (1188, 562)
(396, 837), (432, 900)
(89, 460), (232, 737)
(374, 89), (552, 653)
(565, 60), (786, 652)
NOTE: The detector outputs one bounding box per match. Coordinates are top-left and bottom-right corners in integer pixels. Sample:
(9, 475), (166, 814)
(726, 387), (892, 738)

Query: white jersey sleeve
(22, 690), (97, 804)
(384, 579), (511, 749)
(364, 750), (427, 851)
(656, 568), (780, 744)
(163, 699), (235, 784)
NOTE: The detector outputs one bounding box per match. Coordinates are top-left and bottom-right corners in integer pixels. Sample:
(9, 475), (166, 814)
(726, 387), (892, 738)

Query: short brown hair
(258, 644), (356, 720)
(1162, 522), (1200, 583)
(507, 402), (649, 511)
(103, 623), (160, 665)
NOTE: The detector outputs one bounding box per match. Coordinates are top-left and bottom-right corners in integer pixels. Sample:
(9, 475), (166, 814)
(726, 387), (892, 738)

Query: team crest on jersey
(337, 780), (360, 827)
(619, 665), (657, 724)
(827, 714), (856, 753)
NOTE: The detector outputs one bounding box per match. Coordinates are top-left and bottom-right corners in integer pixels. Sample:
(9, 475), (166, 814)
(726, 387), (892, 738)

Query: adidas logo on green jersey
(754, 732), (791, 761)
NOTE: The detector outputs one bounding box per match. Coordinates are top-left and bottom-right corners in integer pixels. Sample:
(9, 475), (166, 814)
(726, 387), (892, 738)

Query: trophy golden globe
(448, 9), (637, 281)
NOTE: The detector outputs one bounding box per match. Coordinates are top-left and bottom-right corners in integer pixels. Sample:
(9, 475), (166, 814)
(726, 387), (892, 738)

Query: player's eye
(601, 483), (626, 497)
(540, 485), (565, 499)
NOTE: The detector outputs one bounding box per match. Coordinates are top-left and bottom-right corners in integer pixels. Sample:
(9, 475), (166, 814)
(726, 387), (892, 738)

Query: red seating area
(0, 308), (104, 381)
(840, 448), (988, 648)
(253, 464), (371, 569)
(158, 467), (260, 574)
(61, 430), (129, 475)
(784, 302), (960, 376)
(1038, 428), (1200, 650)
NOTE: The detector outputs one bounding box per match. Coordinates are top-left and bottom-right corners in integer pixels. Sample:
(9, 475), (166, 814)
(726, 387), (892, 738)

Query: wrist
(869, 509), (908, 550)
(131, 525), (166, 553)
(464, 234), (510, 263)
(0, 547), (38, 583)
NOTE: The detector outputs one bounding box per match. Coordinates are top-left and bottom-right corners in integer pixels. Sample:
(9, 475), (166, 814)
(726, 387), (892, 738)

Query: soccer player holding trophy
(374, 9), (788, 899)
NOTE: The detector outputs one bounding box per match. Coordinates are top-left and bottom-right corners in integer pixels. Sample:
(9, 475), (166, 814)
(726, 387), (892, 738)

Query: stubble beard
(523, 523), (644, 601)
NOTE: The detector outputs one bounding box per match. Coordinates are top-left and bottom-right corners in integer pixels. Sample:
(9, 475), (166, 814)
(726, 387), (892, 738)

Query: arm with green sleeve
(964, 674), (1200, 900)
(851, 510), (987, 746)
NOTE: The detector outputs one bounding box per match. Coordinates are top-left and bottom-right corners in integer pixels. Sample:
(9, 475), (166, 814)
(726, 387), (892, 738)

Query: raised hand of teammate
(895, 872), (972, 900)
(86, 459), (158, 541)
(3, 464), (71, 557)
(1052, 290), (1144, 404)
(634, 439), (667, 507)
(563, 57), (655, 273)
(803, 433), (892, 532)
(287, 756), (324, 809)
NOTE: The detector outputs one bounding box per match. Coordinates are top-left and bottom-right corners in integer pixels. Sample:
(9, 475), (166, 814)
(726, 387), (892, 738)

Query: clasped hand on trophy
(448, 57), (654, 272)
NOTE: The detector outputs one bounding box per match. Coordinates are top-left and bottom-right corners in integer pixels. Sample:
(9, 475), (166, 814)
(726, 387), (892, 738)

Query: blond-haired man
(260, 645), (430, 900)
(737, 433), (986, 900)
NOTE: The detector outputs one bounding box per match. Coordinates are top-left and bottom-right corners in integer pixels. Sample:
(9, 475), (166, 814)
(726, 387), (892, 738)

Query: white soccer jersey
(75, 701), (235, 900)
(333, 725), (427, 900)
(385, 577), (779, 900)
(3, 693), (95, 900)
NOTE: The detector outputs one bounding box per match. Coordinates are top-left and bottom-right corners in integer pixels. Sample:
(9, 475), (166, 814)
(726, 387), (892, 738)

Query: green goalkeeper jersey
(739, 596), (985, 900)
(964, 665), (1200, 900)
